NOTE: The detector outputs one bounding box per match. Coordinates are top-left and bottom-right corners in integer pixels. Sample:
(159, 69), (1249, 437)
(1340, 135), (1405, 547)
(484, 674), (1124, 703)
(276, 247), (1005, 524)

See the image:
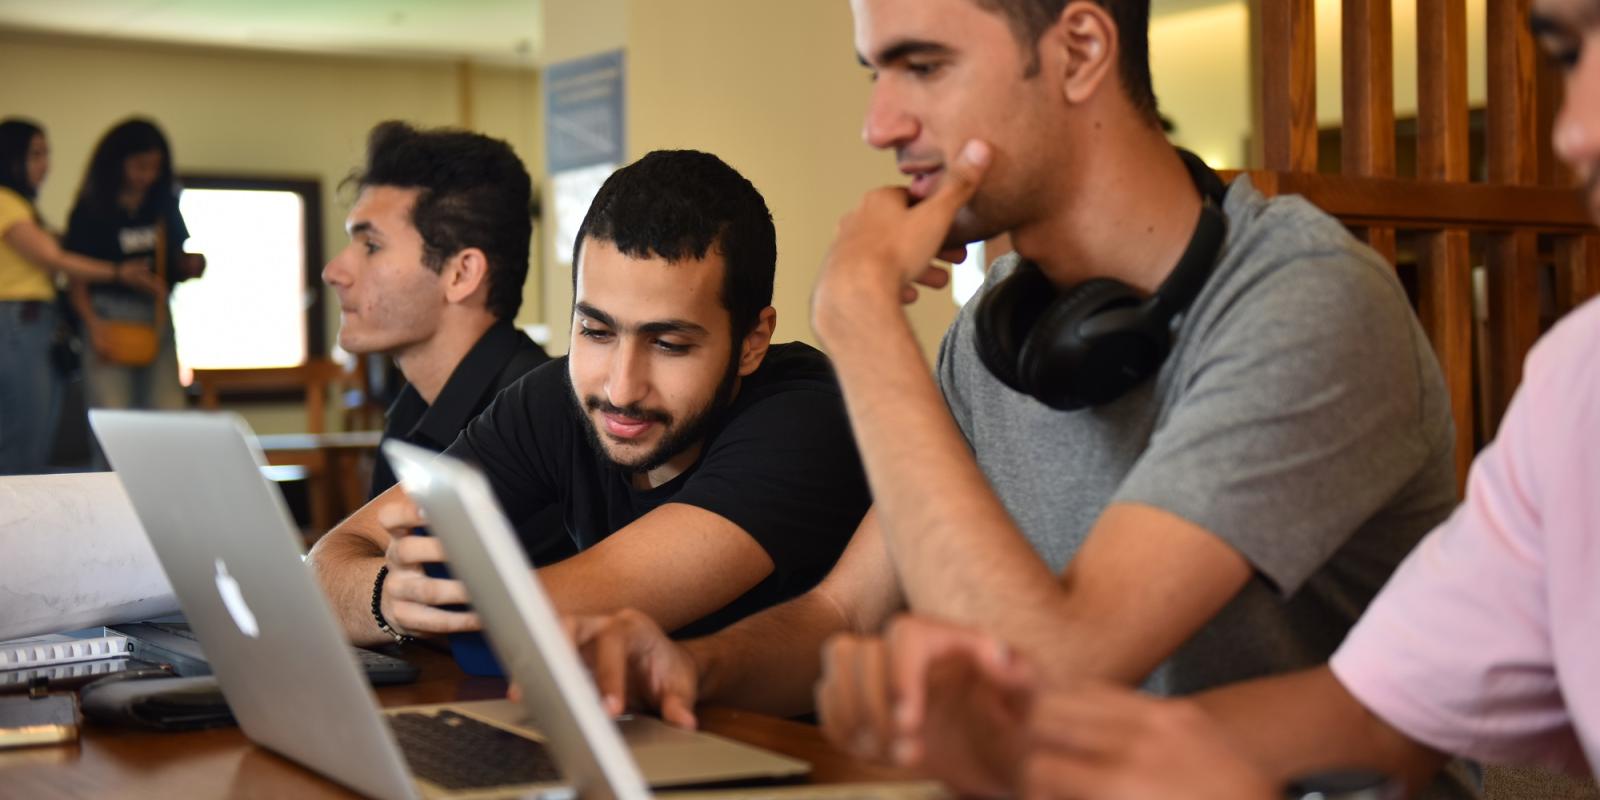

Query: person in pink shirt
(799, 0), (1600, 797)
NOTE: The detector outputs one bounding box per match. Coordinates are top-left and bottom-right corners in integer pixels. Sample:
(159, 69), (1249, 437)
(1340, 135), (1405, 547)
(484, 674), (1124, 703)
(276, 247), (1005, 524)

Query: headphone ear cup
(973, 263), (1057, 395)
(1019, 278), (1143, 409)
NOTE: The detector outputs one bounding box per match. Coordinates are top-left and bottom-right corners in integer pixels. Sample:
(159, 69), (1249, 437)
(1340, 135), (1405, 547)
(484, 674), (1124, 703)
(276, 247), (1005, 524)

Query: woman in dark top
(64, 117), (206, 414)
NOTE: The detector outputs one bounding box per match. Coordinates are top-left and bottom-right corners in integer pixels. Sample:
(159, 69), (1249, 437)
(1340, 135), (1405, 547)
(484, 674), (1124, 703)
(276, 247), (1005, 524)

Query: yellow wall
(542, 0), (1498, 359)
(540, 0), (958, 361)
(0, 30), (541, 432)
(1152, 3), (1253, 167)
(542, 0), (627, 65)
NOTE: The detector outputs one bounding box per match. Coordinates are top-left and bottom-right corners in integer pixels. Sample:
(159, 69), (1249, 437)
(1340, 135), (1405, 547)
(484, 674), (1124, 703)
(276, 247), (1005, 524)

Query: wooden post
(1415, 0), (1474, 487)
(1554, 235), (1600, 313)
(1259, 0), (1317, 172)
(1486, 0), (1541, 429)
(1342, 0), (1397, 263)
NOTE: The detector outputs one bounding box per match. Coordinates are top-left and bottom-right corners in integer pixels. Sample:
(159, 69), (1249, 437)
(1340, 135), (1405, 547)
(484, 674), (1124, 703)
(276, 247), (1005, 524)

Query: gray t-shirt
(938, 176), (1458, 695)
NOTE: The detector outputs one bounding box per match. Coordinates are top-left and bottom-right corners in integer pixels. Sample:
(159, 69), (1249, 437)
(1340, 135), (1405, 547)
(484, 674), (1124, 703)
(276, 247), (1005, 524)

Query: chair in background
(192, 357), (384, 537)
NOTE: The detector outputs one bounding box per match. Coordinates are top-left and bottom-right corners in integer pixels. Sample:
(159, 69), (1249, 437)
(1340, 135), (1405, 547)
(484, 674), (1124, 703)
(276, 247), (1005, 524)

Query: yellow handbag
(94, 222), (167, 368)
(95, 319), (160, 366)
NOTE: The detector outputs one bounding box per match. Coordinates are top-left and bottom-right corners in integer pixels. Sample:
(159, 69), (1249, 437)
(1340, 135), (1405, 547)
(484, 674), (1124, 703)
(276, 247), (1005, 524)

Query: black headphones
(973, 149), (1229, 410)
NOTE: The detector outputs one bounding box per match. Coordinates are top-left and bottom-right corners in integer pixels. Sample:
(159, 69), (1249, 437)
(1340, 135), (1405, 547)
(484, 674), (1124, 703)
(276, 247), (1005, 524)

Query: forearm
(4, 223), (119, 283)
(688, 589), (861, 717)
(815, 301), (1070, 666)
(537, 503), (775, 632)
(540, 555), (761, 631)
(50, 250), (121, 283)
(307, 527), (390, 646)
(1193, 666), (1445, 793)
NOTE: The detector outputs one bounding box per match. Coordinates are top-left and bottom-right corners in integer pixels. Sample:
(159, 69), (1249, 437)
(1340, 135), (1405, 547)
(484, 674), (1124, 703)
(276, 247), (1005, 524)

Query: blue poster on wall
(545, 49), (625, 265)
(545, 49), (625, 174)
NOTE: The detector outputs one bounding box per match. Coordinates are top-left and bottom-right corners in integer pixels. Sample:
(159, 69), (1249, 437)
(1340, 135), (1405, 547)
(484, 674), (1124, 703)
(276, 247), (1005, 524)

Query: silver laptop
(90, 410), (808, 800)
(381, 442), (953, 800)
(381, 439), (834, 798)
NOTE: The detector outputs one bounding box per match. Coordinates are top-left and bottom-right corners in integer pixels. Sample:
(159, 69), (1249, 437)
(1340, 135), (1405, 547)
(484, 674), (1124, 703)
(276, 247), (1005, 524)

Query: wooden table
(256, 430), (384, 536)
(0, 645), (916, 799)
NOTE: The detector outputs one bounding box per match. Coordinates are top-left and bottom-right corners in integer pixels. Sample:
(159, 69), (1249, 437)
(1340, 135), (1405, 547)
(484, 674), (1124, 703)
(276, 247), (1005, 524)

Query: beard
(942, 209), (997, 251)
(573, 351), (742, 475)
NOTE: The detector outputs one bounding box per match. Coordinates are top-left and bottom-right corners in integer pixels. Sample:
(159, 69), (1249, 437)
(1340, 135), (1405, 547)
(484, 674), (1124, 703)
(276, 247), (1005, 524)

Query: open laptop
(380, 441), (951, 800)
(90, 410), (810, 800)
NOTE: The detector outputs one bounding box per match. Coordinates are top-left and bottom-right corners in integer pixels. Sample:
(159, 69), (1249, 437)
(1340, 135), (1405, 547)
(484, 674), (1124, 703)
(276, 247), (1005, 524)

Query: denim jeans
(83, 291), (184, 413)
(0, 300), (62, 474)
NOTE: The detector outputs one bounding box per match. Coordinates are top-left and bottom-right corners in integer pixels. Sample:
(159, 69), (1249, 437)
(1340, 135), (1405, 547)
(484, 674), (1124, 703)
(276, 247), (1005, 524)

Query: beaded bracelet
(371, 565), (413, 644)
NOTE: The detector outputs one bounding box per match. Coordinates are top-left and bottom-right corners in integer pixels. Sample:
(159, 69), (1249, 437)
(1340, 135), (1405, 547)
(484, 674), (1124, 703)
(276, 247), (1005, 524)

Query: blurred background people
(64, 117), (205, 420)
(0, 117), (160, 474)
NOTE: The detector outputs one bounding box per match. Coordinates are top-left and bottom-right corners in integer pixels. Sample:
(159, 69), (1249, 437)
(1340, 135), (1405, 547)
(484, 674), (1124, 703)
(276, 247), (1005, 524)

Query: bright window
(168, 178), (323, 384)
(952, 241), (988, 308)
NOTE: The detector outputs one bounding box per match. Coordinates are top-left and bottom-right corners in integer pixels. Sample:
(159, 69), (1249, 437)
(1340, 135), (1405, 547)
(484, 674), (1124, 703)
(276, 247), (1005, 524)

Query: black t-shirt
(372, 321), (550, 497)
(446, 341), (870, 637)
(375, 322), (569, 565)
(63, 195), (191, 302)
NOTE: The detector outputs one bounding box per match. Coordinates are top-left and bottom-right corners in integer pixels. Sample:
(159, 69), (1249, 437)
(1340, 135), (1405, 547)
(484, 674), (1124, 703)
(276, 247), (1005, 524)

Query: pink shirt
(1330, 297), (1600, 774)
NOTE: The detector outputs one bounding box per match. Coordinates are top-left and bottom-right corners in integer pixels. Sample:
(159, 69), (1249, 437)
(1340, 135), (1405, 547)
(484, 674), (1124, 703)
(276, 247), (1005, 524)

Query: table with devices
(0, 412), (941, 799)
(0, 644), (927, 799)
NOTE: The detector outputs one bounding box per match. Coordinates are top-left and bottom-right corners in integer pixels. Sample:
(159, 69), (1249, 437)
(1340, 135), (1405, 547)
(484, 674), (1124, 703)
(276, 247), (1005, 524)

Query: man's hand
(564, 609), (701, 729)
(117, 258), (164, 296)
(375, 494), (480, 637)
(1017, 687), (1278, 800)
(815, 615), (1032, 797)
(85, 318), (115, 359)
(813, 140), (991, 331)
(180, 253), (207, 280)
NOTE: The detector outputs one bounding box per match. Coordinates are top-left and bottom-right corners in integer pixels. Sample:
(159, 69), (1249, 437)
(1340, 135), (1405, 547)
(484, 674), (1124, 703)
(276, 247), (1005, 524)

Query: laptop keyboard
(388, 710), (564, 790)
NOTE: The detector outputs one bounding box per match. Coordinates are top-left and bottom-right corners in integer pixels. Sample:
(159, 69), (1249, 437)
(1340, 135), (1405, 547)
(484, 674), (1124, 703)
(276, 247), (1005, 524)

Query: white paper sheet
(0, 472), (178, 641)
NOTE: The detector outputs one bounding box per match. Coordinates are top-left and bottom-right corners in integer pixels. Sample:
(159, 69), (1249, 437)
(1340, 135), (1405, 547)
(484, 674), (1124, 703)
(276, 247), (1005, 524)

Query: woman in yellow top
(0, 118), (161, 474)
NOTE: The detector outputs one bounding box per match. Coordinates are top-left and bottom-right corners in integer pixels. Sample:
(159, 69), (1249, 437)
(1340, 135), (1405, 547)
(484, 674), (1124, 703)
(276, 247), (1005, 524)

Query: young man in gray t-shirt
(560, 2), (1468, 795)
(937, 179), (1456, 698)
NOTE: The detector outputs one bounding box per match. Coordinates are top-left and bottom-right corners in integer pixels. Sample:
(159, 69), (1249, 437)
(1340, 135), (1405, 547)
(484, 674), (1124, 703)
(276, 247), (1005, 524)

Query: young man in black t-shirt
(321, 122), (552, 504)
(309, 150), (870, 667)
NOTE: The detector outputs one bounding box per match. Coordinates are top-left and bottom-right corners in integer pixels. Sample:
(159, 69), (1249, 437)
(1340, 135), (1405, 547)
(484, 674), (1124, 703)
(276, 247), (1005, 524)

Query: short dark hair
(0, 118), (43, 204)
(572, 150), (776, 339)
(973, 0), (1158, 124)
(353, 121), (533, 321)
(76, 117), (176, 217)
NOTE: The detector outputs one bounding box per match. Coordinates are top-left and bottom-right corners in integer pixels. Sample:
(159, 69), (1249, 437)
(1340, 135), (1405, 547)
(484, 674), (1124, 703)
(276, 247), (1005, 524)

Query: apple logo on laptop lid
(214, 558), (261, 638)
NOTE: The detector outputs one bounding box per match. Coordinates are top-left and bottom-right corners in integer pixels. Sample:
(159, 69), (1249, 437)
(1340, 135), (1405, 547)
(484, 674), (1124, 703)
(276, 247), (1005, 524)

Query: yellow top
(0, 187), (55, 301)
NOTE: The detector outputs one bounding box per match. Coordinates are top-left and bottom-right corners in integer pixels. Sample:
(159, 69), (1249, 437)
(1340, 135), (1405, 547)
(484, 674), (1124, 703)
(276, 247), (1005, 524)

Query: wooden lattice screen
(1245, 0), (1599, 489)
